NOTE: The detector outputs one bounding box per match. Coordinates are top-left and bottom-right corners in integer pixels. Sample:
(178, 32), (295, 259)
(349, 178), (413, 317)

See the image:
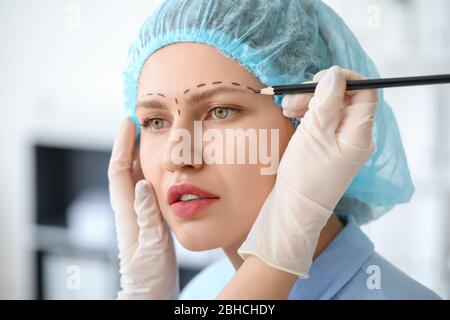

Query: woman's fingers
(336, 102), (376, 163)
(281, 68), (338, 118)
(132, 143), (145, 185)
(339, 68), (378, 103)
(282, 83), (314, 120)
(312, 69), (329, 82)
(109, 118), (137, 209)
(334, 68), (378, 157)
(282, 66), (347, 132)
(281, 81), (315, 114)
(108, 118), (140, 244)
(134, 180), (166, 248)
(307, 66), (346, 132)
(281, 65), (377, 162)
(313, 67), (377, 103)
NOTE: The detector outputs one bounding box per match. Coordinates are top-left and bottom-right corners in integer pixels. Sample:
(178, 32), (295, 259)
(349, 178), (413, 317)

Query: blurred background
(0, 0), (449, 299)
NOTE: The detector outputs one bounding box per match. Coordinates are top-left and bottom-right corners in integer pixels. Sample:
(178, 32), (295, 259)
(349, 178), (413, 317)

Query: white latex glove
(238, 65), (377, 277)
(108, 119), (179, 299)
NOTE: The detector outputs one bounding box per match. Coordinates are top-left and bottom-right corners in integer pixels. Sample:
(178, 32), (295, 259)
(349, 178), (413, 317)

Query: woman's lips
(167, 183), (220, 219)
(170, 198), (219, 218)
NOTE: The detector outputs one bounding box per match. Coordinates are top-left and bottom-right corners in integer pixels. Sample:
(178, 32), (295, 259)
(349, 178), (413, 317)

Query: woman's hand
(108, 118), (179, 300)
(236, 65), (377, 280)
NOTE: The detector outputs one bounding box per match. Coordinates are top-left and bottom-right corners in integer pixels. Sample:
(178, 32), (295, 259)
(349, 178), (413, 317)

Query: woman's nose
(162, 119), (204, 172)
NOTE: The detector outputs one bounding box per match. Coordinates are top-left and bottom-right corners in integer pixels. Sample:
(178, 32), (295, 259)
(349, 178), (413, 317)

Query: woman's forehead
(136, 83), (259, 112)
(137, 42), (263, 96)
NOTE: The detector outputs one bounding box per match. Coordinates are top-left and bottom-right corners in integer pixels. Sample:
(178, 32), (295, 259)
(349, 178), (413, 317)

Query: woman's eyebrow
(136, 85), (253, 110)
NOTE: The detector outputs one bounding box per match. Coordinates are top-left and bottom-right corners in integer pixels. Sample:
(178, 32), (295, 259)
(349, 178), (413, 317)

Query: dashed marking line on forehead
(138, 81), (259, 109)
(143, 82), (256, 97)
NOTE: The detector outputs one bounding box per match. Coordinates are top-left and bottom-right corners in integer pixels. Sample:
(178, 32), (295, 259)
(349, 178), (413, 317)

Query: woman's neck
(223, 213), (344, 271)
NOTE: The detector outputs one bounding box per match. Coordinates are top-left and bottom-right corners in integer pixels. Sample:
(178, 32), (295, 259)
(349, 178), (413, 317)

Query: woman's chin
(174, 231), (224, 251)
(181, 242), (216, 251)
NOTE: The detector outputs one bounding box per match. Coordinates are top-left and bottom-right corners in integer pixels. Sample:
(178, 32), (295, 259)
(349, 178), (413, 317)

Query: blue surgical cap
(123, 0), (415, 224)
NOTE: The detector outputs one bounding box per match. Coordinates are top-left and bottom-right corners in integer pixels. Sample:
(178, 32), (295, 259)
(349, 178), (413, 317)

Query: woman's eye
(141, 106), (239, 131)
(209, 106), (239, 120)
(141, 118), (170, 131)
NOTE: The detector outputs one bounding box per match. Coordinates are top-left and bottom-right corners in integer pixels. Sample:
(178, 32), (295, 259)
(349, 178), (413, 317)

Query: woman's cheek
(139, 138), (163, 181)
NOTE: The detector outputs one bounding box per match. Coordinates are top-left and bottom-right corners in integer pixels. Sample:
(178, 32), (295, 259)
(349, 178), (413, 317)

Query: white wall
(0, 0), (163, 299)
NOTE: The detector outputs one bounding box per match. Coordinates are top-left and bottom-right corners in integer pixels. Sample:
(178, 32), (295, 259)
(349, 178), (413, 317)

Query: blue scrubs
(180, 215), (441, 300)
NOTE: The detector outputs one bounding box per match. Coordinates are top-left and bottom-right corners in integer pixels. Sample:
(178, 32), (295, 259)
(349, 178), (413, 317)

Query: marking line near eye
(138, 82), (260, 110)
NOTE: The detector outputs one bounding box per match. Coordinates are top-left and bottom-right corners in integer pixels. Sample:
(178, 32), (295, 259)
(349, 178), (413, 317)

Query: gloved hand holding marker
(255, 73), (450, 95)
(237, 65), (379, 278)
(236, 70), (450, 280)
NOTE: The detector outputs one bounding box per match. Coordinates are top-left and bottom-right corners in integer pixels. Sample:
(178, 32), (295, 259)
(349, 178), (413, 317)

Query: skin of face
(136, 42), (296, 252)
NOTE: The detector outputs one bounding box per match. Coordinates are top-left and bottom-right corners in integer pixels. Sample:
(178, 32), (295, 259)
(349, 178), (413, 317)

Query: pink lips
(167, 183), (220, 218)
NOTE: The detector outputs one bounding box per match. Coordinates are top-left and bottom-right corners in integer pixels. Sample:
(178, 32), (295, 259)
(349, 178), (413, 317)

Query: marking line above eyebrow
(137, 85), (252, 110)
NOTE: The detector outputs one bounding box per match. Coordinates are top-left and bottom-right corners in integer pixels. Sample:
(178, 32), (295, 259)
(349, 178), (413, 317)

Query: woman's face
(136, 42), (295, 251)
